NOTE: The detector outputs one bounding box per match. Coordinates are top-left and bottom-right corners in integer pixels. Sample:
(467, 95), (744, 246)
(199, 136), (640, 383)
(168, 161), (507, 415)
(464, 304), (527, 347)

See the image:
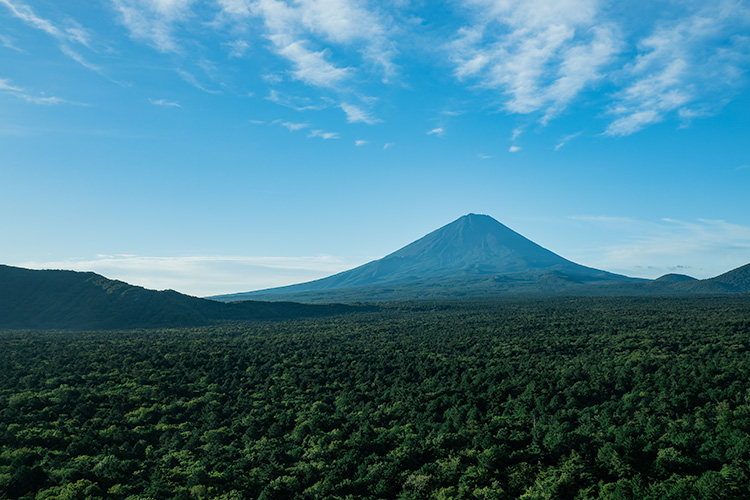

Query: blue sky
(1, 0), (749, 296)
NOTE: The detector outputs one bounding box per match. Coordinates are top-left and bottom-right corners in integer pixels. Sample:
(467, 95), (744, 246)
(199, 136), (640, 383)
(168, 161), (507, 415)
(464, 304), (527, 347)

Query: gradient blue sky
(2, 0), (749, 296)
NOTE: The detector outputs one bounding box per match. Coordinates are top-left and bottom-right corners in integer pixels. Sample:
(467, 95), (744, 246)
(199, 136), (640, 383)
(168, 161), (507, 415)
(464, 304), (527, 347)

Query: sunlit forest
(2, 296), (749, 499)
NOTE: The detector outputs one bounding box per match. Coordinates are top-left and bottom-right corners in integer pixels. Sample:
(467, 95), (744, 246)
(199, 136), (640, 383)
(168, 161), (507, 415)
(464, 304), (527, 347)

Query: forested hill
(0, 265), (360, 329)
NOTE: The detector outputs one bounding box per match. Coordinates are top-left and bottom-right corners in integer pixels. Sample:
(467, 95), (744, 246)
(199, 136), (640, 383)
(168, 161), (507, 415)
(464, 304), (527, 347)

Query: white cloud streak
(271, 119), (337, 138)
(277, 120), (308, 131)
(0, 78), (24, 92)
(308, 128), (339, 139)
(340, 102), (379, 124)
(451, 0), (620, 123)
(0, 77), (82, 105)
(225, 39), (251, 58)
(554, 131), (582, 150)
(177, 69), (223, 94)
(426, 127), (445, 136)
(0, 0), (62, 37)
(0, 34), (25, 52)
(237, 0), (395, 88)
(274, 37), (351, 86)
(605, 2), (750, 136)
(1, 0), (104, 73)
(149, 98), (181, 107)
(450, 0), (750, 135)
(59, 44), (103, 73)
(111, 0), (194, 53)
(266, 89), (331, 111)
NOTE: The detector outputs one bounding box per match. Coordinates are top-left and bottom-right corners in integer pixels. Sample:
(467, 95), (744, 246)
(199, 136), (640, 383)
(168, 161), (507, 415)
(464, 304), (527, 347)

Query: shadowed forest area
(1, 296), (750, 499)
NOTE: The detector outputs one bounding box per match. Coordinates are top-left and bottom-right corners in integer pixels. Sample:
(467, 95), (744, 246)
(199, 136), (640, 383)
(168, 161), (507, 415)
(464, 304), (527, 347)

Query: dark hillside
(668, 263), (750, 294)
(707, 262), (750, 290)
(0, 265), (360, 329)
(652, 273), (696, 283)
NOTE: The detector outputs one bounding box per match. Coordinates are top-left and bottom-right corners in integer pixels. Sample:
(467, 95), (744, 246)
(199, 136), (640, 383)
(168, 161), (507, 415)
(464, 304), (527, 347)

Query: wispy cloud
(149, 98), (181, 107)
(0, 78), (23, 92)
(266, 89), (330, 111)
(225, 39), (251, 58)
(426, 127), (445, 136)
(554, 131), (583, 150)
(17, 95), (69, 105)
(449, 0), (750, 135)
(270, 118), (338, 139)
(59, 44), (102, 73)
(355, 139), (368, 146)
(0, 0), (62, 37)
(605, 3), (750, 136)
(451, 0), (620, 123)
(340, 102), (379, 124)
(236, 0), (395, 88)
(177, 69), (222, 94)
(0, 77), (82, 105)
(0, 34), (25, 52)
(111, 0), (194, 53)
(275, 38), (351, 87)
(276, 120), (308, 131)
(1, 0), (104, 72)
(308, 128), (339, 139)
(383, 142), (395, 149)
(508, 145), (521, 153)
(216, 0), (252, 18)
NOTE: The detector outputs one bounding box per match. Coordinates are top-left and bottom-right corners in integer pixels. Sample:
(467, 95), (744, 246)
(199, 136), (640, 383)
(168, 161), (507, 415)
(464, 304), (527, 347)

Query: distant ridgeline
(211, 214), (750, 303)
(2, 215), (749, 328)
(0, 265), (361, 330)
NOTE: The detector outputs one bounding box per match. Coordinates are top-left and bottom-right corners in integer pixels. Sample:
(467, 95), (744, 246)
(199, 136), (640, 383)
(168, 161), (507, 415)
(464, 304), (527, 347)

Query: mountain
(652, 273), (697, 283)
(666, 263), (750, 294)
(212, 214), (642, 303)
(0, 265), (360, 330)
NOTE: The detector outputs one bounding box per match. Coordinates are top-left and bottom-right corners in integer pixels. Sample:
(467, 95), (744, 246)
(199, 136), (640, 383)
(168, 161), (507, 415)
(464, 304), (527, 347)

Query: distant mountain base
(211, 214), (750, 304)
(218, 268), (750, 304)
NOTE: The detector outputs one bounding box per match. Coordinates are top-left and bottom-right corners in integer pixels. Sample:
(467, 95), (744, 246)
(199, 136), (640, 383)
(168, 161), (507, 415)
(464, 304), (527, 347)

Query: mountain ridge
(0, 264), (361, 329)
(212, 214), (644, 302)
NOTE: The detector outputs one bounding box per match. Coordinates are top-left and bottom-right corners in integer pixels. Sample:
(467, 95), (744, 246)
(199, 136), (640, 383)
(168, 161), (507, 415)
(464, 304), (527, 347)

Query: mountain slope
(667, 263), (750, 294)
(213, 214), (639, 302)
(0, 265), (359, 329)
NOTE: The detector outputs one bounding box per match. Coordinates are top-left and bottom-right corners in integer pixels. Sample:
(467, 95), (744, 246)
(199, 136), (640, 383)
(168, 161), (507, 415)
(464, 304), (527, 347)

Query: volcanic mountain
(213, 214), (642, 302)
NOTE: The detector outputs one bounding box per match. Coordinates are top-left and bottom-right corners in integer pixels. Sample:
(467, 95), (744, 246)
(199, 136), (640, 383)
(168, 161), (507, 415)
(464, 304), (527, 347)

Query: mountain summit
(213, 214), (636, 302)
(383, 213), (602, 276)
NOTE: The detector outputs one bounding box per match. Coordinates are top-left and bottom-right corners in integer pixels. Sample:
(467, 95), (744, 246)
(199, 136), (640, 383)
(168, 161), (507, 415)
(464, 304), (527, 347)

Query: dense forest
(1, 296), (750, 499)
